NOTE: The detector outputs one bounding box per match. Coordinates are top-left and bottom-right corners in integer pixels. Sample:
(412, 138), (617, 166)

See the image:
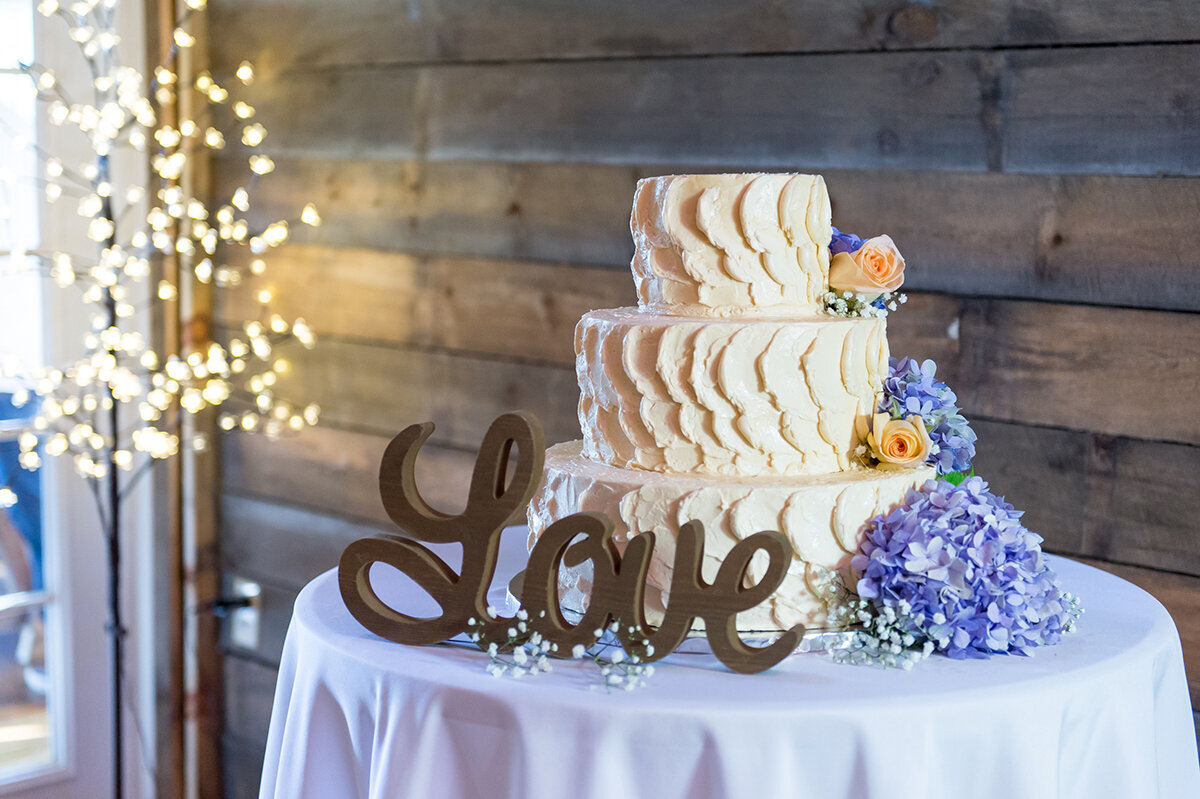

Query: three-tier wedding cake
(527, 174), (934, 631)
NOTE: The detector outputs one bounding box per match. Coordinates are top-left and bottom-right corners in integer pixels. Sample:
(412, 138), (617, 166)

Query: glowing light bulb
(241, 123), (266, 147)
(249, 155), (274, 175)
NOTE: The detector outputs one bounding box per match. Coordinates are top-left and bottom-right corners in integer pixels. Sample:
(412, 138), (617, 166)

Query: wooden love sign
(338, 412), (805, 674)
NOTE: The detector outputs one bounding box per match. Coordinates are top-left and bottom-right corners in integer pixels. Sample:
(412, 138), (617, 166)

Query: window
(0, 0), (54, 785)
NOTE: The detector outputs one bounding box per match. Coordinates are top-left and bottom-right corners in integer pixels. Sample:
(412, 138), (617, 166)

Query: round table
(258, 528), (1200, 799)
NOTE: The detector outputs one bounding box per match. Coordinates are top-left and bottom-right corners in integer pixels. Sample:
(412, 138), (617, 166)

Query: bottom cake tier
(527, 441), (933, 632)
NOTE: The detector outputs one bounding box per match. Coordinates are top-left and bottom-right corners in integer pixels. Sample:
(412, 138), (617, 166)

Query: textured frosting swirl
(631, 173), (832, 317)
(576, 308), (888, 477)
(528, 441), (933, 631)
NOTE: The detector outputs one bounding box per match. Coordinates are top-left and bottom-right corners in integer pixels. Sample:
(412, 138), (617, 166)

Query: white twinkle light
(248, 155), (274, 175)
(0, 0), (323, 618)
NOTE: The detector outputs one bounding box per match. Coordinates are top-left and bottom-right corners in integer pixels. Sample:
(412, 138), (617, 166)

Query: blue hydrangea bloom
(852, 477), (1076, 658)
(830, 226), (864, 255)
(880, 356), (976, 474)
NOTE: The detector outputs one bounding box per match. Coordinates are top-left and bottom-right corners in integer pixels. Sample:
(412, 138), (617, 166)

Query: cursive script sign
(338, 412), (804, 674)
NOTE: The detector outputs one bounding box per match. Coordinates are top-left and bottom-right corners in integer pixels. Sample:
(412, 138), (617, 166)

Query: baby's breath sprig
(464, 612), (659, 690)
(822, 289), (907, 319)
(824, 596), (935, 670)
(814, 566), (933, 669)
(467, 607), (556, 679)
(583, 621), (656, 692)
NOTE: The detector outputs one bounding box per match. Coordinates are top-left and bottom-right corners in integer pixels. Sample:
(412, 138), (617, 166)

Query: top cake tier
(631, 173), (832, 317)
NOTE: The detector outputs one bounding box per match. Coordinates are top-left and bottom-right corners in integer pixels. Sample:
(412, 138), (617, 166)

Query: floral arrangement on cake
(828, 476), (1082, 668)
(830, 351), (1081, 668)
(822, 227), (908, 318)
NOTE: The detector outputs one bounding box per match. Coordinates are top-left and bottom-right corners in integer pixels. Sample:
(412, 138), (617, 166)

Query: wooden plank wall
(206, 3), (1200, 794)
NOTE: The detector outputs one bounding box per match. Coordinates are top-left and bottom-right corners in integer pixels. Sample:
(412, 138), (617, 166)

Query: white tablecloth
(259, 528), (1200, 799)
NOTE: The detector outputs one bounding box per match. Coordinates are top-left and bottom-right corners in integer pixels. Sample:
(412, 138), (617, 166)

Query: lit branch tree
(0, 1), (319, 796)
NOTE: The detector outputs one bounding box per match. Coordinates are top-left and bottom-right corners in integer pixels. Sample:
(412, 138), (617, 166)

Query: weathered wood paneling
(223, 423), (474, 525)
(223, 656), (277, 750)
(210, 0), (1200, 72)
(238, 53), (989, 169)
(223, 732), (267, 799)
(1006, 46), (1200, 176)
(273, 337), (579, 445)
(956, 300), (1200, 445)
(226, 161), (1200, 312)
(220, 493), (384, 587)
(234, 45), (1200, 175)
(220, 248), (636, 364)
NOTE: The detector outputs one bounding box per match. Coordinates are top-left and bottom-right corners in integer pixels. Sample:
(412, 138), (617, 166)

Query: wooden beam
(230, 45), (1200, 175)
(219, 249), (635, 365)
(236, 53), (990, 171)
(221, 492), (397, 584)
(222, 426), (474, 527)
(222, 161), (1200, 312)
(254, 336), (581, 445)
(146, 1), (185, 798)
(1006, 45), (1200, 176)
(949, 300), (1200, 446)
(208, 0), (1200, 72)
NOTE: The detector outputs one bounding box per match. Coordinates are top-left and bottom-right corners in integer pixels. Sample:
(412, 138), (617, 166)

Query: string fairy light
(0, 0), (323, 503)
(1, 9), (327, 790)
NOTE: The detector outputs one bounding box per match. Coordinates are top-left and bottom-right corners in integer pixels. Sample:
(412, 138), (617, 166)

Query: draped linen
(260, 529), (1200, 799)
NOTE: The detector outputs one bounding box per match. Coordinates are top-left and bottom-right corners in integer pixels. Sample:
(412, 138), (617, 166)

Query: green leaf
(942, 470), (969, 486)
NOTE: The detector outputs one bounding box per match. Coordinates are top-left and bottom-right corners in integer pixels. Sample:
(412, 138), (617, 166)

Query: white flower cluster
(469, 609), (555, 679)
(813, 568), (932, 670)
(465, 614), (658, 691)
(1061, 592), (1084, 634)
(587, 622), (656, 693)
(825, 596), (935, 670)
(822, 290), (907, 319)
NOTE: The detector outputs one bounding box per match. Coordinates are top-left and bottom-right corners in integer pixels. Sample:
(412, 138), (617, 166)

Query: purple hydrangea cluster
(880, 356), (976, 474)
(852, 477), (1078, 659)
(830, 226), (864, 255)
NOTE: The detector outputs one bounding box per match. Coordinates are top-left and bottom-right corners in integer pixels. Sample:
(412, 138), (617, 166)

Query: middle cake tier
(577, 307), (887, 477)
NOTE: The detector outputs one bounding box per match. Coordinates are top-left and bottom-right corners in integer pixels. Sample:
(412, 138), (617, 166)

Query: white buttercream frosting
(529, 442), (933, 631)
(631, 173), (832, 317)
(577, 308), (888, 477)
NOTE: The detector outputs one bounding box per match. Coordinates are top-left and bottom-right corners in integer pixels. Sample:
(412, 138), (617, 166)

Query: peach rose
(828, 235), (905, 295)
(867, 412), (932, 466)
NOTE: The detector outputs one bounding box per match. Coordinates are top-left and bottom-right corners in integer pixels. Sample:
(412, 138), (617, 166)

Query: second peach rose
(867, 412), (932, 466)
